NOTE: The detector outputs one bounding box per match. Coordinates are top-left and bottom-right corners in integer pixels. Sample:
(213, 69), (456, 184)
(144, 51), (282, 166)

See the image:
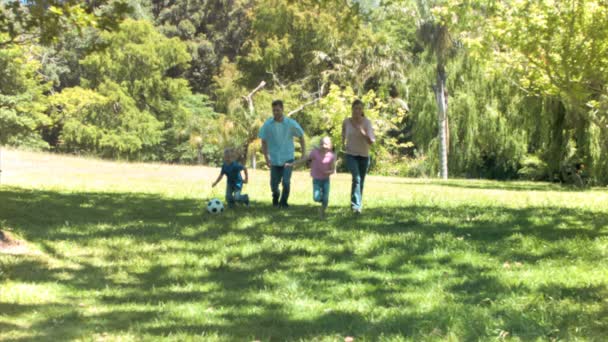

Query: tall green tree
(50, 19), (194, 160)
(146, 0), (252, 93)
(0, 0), (131, 46)
(238, 0), (362, 89)
(414, 0), (458, 180)
(0, 36), (50, 148)
(487, 0), (608, 183)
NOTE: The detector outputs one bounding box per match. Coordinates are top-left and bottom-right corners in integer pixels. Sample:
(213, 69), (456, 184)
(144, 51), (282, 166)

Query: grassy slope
(0, 149), (607, 341)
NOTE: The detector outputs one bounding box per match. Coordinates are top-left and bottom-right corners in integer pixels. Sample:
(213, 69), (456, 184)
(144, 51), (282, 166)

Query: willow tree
(487, 0), (608, 184)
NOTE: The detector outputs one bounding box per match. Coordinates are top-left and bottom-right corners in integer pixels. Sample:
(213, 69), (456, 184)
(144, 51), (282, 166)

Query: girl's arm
(285, 154), (311, 168)
(211, 173), (223, 187)
(326, 157), (337, 175)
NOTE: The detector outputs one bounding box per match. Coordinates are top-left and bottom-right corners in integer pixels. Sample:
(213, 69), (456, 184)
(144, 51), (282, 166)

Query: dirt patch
(0, 230), (32, 255)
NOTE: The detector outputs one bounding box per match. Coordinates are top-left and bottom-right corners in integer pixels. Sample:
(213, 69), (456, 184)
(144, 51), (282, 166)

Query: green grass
(1, 149), (607, 341)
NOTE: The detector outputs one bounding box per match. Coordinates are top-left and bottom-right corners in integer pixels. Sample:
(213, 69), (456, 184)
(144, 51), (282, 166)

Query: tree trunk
(435, 64), (449, 180)
(197, 145), (203, 165)
(251, 152), (256, 170)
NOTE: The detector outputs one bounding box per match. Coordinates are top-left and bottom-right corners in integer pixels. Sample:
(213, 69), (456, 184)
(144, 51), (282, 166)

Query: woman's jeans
(345, 154), (370, 211)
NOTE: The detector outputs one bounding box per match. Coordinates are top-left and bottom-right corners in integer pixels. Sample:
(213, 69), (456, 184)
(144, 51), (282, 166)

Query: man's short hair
(271, 100), (284, 108)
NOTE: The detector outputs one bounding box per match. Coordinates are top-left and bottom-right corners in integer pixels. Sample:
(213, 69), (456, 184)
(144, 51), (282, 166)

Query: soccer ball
(207, 198), (224, 214)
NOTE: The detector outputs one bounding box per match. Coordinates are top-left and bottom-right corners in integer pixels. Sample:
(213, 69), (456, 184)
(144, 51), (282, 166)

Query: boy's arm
(242, 168), (249, 184)
(211, 173), (223, 187)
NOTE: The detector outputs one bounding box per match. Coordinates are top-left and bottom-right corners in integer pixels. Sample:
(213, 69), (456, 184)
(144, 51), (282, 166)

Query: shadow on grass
(1, 185), (607, 340)
(374, 178), (595, 192)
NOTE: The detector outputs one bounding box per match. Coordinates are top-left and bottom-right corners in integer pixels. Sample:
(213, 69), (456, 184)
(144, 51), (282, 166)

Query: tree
(49, 84), (163, 158)
(0, 0), (131, 46)
(238, 0), (362, 90)
(415, 0), (457, 180)
(0, 35), (50, 148)
(50, 19), (194, 160)
(146, 0), (252, 93)
(487, 0), (608, 183)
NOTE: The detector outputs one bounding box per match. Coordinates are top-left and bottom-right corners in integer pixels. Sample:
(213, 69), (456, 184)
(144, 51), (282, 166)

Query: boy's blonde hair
(224, 147), (244, 162)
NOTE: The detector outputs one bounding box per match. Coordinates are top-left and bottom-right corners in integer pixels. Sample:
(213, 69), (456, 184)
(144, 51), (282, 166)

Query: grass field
(1, 149), (607, 341)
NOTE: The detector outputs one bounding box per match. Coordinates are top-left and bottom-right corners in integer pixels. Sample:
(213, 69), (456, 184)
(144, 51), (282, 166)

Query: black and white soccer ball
(207, 198), (224, 214)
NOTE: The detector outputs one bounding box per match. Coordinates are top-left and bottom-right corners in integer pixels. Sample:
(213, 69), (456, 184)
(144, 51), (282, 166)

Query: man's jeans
(270, 161), (293, 206)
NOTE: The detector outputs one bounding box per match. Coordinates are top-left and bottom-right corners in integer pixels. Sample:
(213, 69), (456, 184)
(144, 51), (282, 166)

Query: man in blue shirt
(258, 100), (306, 208)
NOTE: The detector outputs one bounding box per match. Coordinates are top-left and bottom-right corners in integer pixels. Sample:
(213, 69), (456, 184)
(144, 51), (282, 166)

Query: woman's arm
(360, 120), (375, 145)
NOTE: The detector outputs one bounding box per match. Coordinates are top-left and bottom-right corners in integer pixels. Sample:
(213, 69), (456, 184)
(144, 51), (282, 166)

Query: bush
(372, 153), (432, 178)
(517, 154), (550, 181)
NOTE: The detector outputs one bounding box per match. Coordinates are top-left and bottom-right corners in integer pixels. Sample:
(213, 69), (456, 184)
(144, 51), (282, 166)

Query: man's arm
(285, 152), (310, 168)
(261, 139), (270, 168)
(299, 135), (306, 160)
(341, 120), (346, 147)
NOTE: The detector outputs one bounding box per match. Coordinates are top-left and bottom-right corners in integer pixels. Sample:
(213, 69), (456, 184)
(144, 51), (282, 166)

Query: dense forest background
(1, 0), (607, 184)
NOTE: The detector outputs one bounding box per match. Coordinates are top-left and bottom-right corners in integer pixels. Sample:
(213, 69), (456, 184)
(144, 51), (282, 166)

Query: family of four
(213, 99), (375, 218)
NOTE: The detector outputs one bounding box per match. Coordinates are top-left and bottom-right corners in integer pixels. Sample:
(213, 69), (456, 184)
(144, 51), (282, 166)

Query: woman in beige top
(341, 99), (375, 214)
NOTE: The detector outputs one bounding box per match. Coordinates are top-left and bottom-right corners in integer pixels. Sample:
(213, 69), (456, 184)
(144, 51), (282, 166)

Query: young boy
(212, 148), (250, 208)
(288, 136), (336, 219)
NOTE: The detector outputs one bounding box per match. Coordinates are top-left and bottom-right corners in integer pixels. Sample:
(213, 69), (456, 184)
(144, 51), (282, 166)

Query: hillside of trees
(1, 0), (607, 184)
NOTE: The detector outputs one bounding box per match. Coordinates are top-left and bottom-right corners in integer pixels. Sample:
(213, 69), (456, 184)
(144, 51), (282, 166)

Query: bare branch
(287, 98), (321, 117)
(242, 80), (267, 115)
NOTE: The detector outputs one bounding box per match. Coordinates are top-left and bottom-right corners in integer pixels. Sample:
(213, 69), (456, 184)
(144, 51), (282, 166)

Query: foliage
(147, 0), (252, 93)
(486, 0), (608, 183)
(0, 36), (50, 149)
(49, 19), (195, 160)
(48, 84), (163, 158)
(517, 154), (551, 182)
(2, 0), (608, 183)
(0, 0), (131, 46)
(238, 0), (363, 89)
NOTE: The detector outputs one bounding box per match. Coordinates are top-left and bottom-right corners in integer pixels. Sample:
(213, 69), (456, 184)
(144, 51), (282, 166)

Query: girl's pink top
(310, 148), (335, 180)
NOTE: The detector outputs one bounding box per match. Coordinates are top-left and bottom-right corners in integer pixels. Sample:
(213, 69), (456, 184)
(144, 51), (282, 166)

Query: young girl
(288, 136), (336, 218)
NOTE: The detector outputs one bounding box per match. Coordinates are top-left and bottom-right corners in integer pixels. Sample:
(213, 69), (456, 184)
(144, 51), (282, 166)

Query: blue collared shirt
(258, 116), (305, 166)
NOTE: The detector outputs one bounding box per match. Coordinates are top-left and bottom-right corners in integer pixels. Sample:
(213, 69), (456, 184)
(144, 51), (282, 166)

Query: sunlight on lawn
(1, 150), (607, 341)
